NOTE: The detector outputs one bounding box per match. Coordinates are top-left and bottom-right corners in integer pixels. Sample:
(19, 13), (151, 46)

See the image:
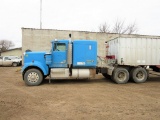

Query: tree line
(0, 40), (14, 55)
(98, 19), (138, 34)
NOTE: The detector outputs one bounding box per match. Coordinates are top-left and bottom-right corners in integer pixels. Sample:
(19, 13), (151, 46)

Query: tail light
(106, 55), (115, 59)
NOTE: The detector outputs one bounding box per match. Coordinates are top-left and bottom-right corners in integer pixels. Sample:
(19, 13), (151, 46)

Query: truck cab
(22, 39), (97, 86)
(50, 40), (69, 68)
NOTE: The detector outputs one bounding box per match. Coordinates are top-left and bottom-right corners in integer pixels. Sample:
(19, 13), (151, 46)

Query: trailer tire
(24, 69), (43, 86)
(112, 68), (129, 84)
(132, 67), (148, 83)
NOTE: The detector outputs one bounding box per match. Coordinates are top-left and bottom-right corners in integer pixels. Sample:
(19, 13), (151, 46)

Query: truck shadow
(41, 78), (114, 85)
(41, 74), (160, 85)
(149, 72), (160, 77)
(147, 77), (160, 83)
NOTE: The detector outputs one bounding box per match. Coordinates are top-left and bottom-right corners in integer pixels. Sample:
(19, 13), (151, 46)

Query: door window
(4, 57), (10, 60)
(54, 43), (66, 51)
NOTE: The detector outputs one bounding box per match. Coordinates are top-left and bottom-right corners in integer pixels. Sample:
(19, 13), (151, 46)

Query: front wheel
(24, 69), (43, 86)
(112, 68), (129, 84)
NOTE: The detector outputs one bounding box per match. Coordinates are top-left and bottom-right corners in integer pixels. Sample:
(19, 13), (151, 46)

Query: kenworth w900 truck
(22, 37), (160, 86)
(22, 40), (99, 86)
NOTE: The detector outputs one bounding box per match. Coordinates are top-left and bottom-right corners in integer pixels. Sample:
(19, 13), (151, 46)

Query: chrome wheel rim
(28, 72), (39, 83)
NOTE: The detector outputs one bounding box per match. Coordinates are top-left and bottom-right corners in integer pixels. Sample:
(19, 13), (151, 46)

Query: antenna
(40, 0), (42, 29)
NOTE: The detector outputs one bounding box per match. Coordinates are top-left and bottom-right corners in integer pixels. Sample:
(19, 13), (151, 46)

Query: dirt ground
(0, 67), (160, 120)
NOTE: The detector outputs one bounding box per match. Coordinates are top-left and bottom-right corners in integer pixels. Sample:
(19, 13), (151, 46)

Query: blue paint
(22, 39), (98, 76)
(22, 52), (49, 75)
(50, 40), (69, 68)
(73, 40), (97, 68)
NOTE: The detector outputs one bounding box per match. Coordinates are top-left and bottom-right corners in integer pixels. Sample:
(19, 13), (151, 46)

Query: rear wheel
(112, 68), (129, 84)
(131, 67), (148, 83)
(24, 69), (43, 86)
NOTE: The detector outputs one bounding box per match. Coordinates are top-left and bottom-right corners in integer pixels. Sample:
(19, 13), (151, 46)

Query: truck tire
(112, 68), (129, 84)
(102, 73), (111, 79)
(132, 67), (148, 83)
(12, 62), (18, 67)
(24, 69), (43, 86)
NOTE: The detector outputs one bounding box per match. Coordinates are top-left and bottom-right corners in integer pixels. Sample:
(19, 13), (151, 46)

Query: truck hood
(24, 51), (47, 63)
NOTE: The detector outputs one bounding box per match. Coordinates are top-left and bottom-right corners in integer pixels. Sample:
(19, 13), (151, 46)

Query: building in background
(1, 47), (22, 57)
(22, 28), (160, 57)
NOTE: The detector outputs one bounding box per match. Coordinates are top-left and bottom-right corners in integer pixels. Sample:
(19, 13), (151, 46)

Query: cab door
(52, 43), (67, 68)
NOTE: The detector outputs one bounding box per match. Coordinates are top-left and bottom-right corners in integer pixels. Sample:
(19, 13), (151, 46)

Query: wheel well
(114, 65), (147, 73)
(22, 66), (44, 80)
(113, 65), (132, 72)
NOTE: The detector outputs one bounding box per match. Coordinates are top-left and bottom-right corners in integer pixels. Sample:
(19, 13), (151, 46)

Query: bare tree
(126, 22), (138, 34)
(112, 20), (127, 34)
(99, 22), (110, 33)
(0, 40), (15, 55)
(99, 19), (138, 34)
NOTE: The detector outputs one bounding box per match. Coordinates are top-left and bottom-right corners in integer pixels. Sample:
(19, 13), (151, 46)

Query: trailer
(104, 37), (160, 83)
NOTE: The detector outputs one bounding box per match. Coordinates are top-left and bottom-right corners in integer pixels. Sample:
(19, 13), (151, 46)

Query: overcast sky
(0, 0), (160, 48)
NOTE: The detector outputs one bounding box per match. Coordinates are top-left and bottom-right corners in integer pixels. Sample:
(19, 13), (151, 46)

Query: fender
(22, 61), (49, 75)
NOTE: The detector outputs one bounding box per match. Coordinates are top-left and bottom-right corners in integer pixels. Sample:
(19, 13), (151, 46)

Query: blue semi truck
(22, 37), (159, 86)
(22, 39), (104, 86)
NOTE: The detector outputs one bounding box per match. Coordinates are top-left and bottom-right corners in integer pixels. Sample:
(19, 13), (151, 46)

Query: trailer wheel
(102, 73), (111, 79)
(112, 68), (129, 84)
(24, 69), (43, 86)
(132, 68), (148, 83)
